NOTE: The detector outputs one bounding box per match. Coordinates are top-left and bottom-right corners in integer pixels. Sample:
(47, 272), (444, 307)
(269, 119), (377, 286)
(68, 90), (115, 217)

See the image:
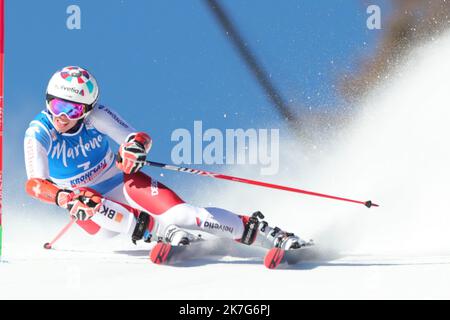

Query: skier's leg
(154, 205), (309, 250)
(152, 204), (246, 241)
(122, 172), (306, 249)
(140, 201), (306, 250)
(72, 183), (156, 242)
(121, 172), (245, 242)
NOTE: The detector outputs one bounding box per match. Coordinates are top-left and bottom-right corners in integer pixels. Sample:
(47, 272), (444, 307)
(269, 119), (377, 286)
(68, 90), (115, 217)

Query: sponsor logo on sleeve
(99, 205), (124, 223)
(203, 221), (234, 234)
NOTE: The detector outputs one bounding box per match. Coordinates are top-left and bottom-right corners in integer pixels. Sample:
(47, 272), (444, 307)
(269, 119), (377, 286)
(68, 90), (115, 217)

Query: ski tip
(43, 242), (52, 250)
(149, 242), (172, 265)
(264, 248), (285, 269)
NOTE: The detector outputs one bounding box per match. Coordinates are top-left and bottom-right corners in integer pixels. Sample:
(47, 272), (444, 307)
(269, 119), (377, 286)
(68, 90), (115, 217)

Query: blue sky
(4, 0), (389, 200)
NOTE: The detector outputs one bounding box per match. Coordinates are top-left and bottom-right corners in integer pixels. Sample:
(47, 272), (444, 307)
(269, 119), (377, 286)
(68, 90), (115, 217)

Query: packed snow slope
(2, 31), (450, 299)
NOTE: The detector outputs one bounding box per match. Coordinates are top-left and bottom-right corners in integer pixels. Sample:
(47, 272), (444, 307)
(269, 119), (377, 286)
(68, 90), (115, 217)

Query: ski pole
(43, 218), (76, 250)
(145, 161), (379, 208)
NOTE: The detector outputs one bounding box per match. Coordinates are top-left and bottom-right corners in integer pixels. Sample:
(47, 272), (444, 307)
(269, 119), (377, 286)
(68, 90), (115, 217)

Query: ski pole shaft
(44, 218), (76, 249)
(145, 161), (379, 208)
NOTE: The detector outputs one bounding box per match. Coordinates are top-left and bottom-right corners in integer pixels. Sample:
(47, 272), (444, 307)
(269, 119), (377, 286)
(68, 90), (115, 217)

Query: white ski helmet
(46, 66), (99, 112)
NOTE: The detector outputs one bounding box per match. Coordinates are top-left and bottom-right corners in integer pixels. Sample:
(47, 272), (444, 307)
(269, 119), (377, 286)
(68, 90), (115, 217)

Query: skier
(24, 66), (307, 256)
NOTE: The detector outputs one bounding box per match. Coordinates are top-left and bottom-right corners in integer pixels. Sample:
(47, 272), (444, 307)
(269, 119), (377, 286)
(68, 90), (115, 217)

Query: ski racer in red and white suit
(24, 66), (305, 250)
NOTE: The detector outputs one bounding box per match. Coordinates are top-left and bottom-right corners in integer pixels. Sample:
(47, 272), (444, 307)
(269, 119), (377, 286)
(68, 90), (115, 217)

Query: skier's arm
(85, 105), (137, 144)
(24, 122), (51, 181)
(25, 178), (102, 221)
(86, 105), (152, 174)
(24, 123), (61, 204)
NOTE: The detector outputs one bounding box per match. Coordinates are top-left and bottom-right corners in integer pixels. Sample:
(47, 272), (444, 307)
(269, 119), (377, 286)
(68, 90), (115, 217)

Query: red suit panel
(124, 172), (184, 215)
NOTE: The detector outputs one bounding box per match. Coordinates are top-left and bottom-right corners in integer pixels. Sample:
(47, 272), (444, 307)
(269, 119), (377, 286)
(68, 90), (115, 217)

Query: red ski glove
(25, 178), (102, 221)
(116, 132), (152, 174)
(56, 188), (102, 221)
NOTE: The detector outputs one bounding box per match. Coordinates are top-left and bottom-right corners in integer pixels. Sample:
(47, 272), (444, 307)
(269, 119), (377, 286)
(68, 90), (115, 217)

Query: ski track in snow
(3, 31), (450, 299)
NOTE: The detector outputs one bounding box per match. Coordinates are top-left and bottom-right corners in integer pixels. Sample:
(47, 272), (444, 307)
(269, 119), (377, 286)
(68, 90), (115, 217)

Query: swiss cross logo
(32, 183), (41, 198)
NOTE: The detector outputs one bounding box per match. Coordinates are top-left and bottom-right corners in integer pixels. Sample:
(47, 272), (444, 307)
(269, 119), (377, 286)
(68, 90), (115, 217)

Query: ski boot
(131, 211), (153, 244)
(132, 212), (195, 246)
(149, 225), (199, 265)
(241, 211), (308, 250)
(163, 225), (196, 246)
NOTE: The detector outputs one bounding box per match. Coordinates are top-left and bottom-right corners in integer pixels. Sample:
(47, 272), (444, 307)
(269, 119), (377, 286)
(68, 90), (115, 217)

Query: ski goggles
(47, 97), (88, 120)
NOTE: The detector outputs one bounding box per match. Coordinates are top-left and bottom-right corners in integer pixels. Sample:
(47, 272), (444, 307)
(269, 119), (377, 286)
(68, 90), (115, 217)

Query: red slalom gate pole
(43, 218), (76, 250)
(145, 161), (379, 208)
